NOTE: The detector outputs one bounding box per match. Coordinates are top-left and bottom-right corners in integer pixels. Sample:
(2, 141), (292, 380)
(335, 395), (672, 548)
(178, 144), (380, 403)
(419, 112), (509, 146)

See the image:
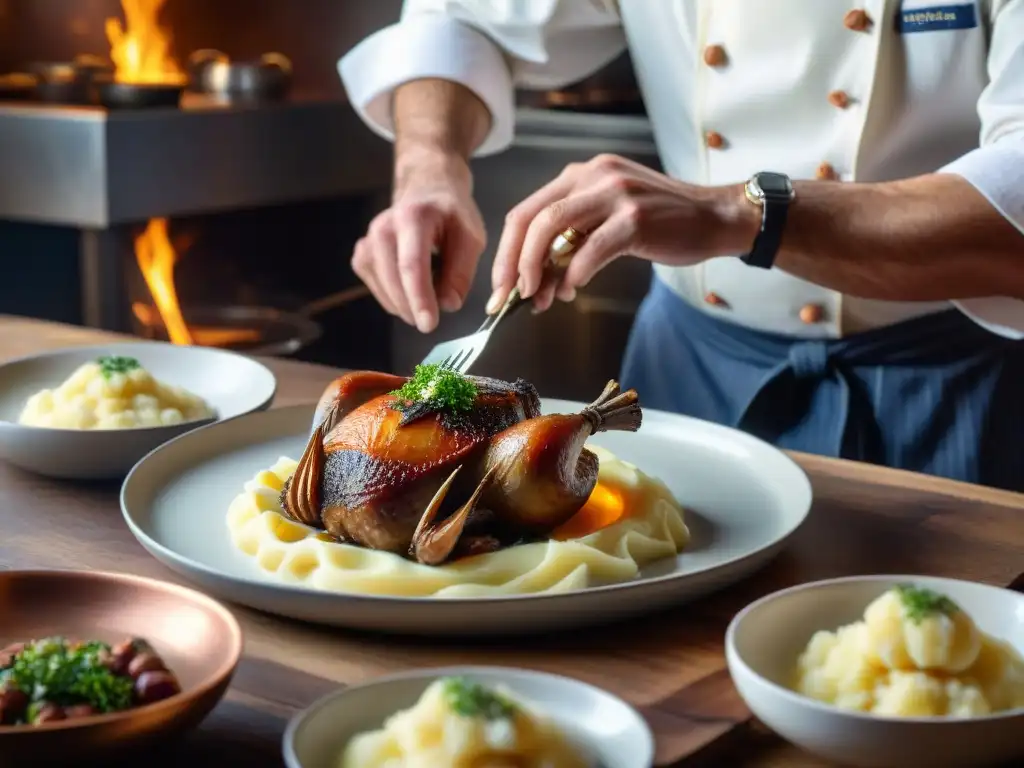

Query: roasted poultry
(280, 365), (642, 565)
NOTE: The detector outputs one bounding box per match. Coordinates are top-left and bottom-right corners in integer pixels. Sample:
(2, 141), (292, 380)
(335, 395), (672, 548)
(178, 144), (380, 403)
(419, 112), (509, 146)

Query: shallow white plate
(726, 576), (1024, 767)
(121, 400), (812, 635)
(283, 666), (653, 768)
(0, 342), (276, 480)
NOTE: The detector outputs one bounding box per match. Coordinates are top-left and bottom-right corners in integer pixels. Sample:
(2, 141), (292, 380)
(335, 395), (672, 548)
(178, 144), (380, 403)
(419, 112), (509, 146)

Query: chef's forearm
(767, 174), (1024, 301)
(392, 78), (491, 194)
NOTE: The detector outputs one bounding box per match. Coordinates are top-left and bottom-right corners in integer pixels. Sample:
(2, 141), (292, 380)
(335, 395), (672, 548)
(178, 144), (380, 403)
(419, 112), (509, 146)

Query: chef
(338, 1), (1024, 491)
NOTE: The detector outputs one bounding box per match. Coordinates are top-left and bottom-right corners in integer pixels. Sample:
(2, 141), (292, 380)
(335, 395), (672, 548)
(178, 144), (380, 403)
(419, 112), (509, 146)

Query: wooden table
(2, 314), (1023, 767)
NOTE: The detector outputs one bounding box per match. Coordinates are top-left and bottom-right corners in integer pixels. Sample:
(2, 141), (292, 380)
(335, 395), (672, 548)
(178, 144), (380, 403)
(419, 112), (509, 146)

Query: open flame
(107, 1), (249, 348)
(105, 0), (184, 84)
(110, 1), (265, 349)
(129, 220), (264, 348)
(133, 218), (194, 345)
(105, 1), (193, 345)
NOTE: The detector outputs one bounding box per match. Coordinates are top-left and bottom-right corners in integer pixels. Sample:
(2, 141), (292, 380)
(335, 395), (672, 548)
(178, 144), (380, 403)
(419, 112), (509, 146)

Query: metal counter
(0, 94), (391, 228)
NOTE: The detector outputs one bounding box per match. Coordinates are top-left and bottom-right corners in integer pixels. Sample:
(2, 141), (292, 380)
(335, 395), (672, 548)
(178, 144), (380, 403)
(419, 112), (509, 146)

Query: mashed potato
(18, 355), (214, 430)
(225, 445), (689, 597)
(341, 677), (589, 768)
(794, 585), (1024, 717)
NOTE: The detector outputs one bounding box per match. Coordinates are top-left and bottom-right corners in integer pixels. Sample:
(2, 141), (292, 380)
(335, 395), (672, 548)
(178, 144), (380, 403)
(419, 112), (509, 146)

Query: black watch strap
(741, 195), (790, 269)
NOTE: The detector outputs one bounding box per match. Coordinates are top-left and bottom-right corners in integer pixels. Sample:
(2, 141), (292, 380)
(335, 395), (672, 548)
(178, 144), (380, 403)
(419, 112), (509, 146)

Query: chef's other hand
(352, 154), (486, 333)
(488, 154), (754, 313)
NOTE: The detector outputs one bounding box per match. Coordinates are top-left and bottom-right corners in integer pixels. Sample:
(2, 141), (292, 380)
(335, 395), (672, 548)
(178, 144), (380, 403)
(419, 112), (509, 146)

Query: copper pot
(0, 570), (242, 765)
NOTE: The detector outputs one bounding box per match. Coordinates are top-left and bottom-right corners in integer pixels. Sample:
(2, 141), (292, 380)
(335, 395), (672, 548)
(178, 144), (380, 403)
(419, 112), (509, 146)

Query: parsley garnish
(5, 637), (134, 715)
(442, 676), (517, 720)
(895, 584), (959, 624)
(97, 355), (141, 379)
(390, 364), (478, 414)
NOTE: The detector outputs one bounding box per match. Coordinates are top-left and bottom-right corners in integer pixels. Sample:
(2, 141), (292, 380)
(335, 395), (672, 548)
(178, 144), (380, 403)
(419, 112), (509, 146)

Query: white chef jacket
(339, 0), (1024, 340)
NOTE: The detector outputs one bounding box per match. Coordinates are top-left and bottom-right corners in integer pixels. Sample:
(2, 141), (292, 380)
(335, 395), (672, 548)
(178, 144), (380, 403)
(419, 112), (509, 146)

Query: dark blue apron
(620, 277), (1024, 492)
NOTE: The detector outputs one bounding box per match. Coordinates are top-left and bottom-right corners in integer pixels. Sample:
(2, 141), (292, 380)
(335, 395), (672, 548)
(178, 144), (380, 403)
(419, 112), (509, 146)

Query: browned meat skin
(281, 371), (408, 527)
(321, 466), (454, 553)
(402, 380), (642, 563)
(311, 371), (408, 436)
(316, 376), (539, 555)
(280, 372), (642, 566)
(280, 372), (540, 548)
(477, 380), (641, 535)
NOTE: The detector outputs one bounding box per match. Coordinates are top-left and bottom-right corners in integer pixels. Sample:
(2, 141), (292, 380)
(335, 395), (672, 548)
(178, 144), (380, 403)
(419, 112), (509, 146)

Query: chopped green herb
(7, 637), (133, 714)
(442, 676), (517, 720)
(97, 355), (141, 379)
(895, 584), (959, 624)
(390, 363), (478, 414)
(24, 700), (44, 724)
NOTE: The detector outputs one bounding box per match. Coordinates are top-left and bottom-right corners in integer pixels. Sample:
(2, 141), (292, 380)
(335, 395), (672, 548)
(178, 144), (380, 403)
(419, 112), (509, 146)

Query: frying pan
(135, 286), (369, 357)
(0, 73), (37, 102)
(94, 77), (185, 109)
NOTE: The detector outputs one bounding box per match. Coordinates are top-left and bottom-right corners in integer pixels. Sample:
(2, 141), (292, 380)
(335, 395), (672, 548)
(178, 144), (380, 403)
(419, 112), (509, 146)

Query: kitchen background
(0, 0), (660, 398)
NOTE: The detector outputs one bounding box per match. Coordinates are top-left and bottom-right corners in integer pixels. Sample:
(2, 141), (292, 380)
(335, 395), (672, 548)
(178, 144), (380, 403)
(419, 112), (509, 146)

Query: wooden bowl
(0, 570), (242, 765)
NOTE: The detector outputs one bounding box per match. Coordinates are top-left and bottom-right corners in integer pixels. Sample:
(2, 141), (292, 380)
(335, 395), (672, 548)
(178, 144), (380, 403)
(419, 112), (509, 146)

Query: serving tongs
(420, 227), (583, 373)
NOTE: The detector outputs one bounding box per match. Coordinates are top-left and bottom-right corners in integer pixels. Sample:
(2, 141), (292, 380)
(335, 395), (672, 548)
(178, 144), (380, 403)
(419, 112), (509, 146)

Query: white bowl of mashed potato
(0, 342), (276, 479)
(283, 666), (653, 768)
(726, 575), (1024, 768)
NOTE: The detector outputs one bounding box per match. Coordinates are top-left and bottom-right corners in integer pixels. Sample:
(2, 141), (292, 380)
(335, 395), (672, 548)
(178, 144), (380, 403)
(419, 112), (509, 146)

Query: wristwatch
(739, 171), (794, 269)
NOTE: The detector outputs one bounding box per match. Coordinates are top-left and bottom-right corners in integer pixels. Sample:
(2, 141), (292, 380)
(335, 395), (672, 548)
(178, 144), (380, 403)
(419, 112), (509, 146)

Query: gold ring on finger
(550, 226), (585, 265)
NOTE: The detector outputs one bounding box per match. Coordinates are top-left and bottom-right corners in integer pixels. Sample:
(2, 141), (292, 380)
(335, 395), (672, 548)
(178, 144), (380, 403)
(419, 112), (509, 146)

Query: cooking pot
(187, 50), (292, 102)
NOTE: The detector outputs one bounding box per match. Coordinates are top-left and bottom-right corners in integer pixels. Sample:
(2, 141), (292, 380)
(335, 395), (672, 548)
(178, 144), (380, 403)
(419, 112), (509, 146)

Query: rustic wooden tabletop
(1, 314), (1022, 767)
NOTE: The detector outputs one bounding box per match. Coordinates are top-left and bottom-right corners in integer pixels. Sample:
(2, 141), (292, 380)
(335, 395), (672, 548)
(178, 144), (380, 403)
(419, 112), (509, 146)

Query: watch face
(756, 172), (793, 196)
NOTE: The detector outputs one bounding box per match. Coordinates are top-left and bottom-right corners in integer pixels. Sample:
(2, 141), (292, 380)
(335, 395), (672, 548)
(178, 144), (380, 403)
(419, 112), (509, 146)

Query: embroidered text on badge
(896, 3), (977, 32)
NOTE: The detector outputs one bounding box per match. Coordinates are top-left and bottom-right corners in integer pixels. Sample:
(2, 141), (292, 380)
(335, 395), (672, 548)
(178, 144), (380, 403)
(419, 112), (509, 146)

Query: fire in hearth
(133, 218), (192, 344)
(105, 2), (193, 344)
(105, 0), (185, 85)
(108, 1), (253, 348)
(130, 220), (263, 348)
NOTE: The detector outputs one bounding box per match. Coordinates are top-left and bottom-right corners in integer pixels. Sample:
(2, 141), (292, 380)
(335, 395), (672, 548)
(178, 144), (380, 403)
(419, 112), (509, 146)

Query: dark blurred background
(0, 0), (657, 399)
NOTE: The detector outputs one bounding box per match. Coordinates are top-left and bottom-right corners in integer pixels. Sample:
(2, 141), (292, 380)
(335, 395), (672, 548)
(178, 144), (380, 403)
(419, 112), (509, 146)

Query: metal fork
(420, 227), (583, 373)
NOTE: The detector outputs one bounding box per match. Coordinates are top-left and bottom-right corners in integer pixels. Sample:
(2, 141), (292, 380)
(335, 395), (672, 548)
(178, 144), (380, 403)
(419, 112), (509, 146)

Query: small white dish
(283, 666), (654, 768)
(0, 342), (276, 480)
(120, 401), (813, 635)
(726, 575), (1024, 768)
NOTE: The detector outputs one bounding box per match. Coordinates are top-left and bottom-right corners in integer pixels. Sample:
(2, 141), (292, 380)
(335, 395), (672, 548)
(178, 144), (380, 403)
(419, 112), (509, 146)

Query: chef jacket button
(844, 9), (871, 31)
(704, 292), (728, 307)
(828, 90), (850, 109)
(816, 162), (838, 180)
(703, 44), (727, 67)
(705, 131), (725, 149)
(800, 303), (825, 324)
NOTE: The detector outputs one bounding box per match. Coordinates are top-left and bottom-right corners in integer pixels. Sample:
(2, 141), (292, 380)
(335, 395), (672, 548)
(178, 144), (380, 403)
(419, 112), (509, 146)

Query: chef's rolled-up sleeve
(338, 0), (626, 157)
(939, 0), (1024, 339)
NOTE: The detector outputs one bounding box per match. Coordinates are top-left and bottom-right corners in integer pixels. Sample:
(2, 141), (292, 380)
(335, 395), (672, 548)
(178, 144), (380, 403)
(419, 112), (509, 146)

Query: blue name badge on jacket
(896, 3), (978, 32)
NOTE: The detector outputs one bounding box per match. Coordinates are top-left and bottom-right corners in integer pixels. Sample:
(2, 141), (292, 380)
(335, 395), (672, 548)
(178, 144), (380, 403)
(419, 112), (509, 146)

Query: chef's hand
(488, 154), (755, 313)
(352, 153), (486, 333)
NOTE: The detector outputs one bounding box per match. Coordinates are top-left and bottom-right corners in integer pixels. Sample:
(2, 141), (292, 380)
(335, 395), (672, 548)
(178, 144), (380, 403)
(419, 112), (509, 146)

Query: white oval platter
(121, 401), (812, 636)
